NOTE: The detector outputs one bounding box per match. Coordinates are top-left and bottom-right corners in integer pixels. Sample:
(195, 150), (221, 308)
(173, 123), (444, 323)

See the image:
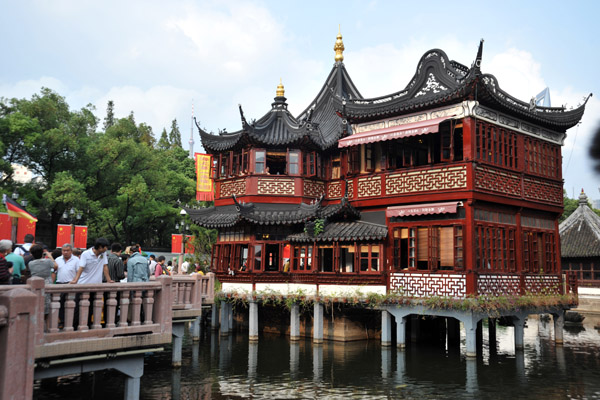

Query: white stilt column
(381, 310), (392, 347)
(211, 303), (219, 330)
(313, 302), (323, 344)
(228, 302), (233, 333)
(463, 315), (479, 358)
(553, 310), (564, 345)
(249, 301), (259, 342)
(290, 303), (300, 341)
(513, 316), (525, 351)
(220, 300), (229, 335)
(396, 315), (406, 350)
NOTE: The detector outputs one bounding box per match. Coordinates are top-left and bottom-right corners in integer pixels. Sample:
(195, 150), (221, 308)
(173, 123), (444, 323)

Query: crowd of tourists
(0, 234), (205, 286)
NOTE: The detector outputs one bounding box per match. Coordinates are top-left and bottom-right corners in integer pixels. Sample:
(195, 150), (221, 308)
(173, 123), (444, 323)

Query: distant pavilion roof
(559, 190), (600, 258)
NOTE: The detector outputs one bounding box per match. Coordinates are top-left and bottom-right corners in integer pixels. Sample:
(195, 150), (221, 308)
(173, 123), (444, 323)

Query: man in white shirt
(148, 254), (157, 276)
(55, 243), (79, 284)
(70, 238), (114, 284)
(14, 233), (34, 256)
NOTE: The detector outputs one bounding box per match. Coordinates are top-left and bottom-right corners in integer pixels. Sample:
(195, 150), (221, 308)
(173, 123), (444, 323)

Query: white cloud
(95, 85), (204, 134)
(0, 77), (68, 101)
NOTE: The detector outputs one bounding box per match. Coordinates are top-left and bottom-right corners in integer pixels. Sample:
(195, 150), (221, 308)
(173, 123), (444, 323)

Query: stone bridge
(0, 273), (215, 400)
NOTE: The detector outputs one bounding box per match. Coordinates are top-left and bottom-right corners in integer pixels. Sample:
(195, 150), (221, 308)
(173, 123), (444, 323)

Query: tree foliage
(0, 88), (215, 254)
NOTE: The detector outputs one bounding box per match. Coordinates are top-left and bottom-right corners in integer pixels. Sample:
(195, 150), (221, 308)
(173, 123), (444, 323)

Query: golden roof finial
(334, 24), (344, 62)
(276, 78), (285, 97)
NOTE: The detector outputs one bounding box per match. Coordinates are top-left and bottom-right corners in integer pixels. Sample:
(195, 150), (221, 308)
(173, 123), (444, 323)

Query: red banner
(195, 153), (214, 201)
(171, 234), (183, 254)
(0, 213), (12, 240)
(56, 224), (72, 248)
(185, 235), (195, 254)
(17, 218), (36, 244)
(74, 225), (88, 249)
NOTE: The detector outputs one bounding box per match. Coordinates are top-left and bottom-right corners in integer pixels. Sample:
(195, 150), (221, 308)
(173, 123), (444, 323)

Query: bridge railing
(171, 273), (214, 321)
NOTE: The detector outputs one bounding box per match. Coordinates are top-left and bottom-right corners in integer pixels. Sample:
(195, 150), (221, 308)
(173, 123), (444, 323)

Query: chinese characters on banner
(195, 153), (214, 201)
(171, 234), (183, 254)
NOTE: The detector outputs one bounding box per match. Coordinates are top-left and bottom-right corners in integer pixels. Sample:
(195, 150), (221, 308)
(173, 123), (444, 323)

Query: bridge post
(313, 302), (323, 344)
(191, 315), (202, 341)
(249, 301), (258, 342)
(0, 287), (39, 400)
(172, 322), (185, 367)
(381, 310), (392, 347)
(290, 303), (300, 341)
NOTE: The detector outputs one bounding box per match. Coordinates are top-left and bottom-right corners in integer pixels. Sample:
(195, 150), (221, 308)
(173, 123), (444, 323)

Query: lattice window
(475, 121), (518, 171)
(475, 223), (516, 272)
(524, 137), (561, 179)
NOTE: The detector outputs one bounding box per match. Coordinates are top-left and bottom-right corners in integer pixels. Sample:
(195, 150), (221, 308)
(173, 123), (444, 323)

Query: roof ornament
(579, 189), (589, 206)
(276, 78), (285, 97)
(334, 25), (345, 63)
(471, 39), (484, 75)
(238, 104), (250, 129)
(529, 96), (537, 112)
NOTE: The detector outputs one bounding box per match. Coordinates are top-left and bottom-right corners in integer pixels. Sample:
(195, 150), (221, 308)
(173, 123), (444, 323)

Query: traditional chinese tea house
(188, 34), (587, 306)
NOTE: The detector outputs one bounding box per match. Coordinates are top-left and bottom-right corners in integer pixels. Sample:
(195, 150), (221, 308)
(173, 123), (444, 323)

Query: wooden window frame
(254, 149), (266, 174)
(287, 149), (300, 176)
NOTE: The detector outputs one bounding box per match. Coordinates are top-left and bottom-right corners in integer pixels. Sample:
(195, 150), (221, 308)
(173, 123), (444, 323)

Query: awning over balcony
(386, 201), (461, 218)
(338, 116), (453, 148)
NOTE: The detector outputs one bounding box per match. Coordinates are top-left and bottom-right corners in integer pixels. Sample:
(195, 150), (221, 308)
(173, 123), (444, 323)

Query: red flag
(74, 225), (88, 249)
(0, 213), (12, 240)
(56, 224), (72, 247)
(195, 153), (214, 201)
(172, 234), (183, 254)
(184, 235), (195, 254)
(3, 195), (37, 222)
(17, 218), (36, 244)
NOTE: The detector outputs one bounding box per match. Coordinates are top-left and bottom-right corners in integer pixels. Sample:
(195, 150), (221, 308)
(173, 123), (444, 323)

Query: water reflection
(34, 314), (600, 399)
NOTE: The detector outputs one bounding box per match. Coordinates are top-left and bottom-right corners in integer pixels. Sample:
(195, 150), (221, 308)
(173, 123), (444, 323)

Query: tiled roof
(336, 41), (588, 131)
(288, 221), (388, 242)
(559, 191), (600, 258)
(186, 196), (361, 229)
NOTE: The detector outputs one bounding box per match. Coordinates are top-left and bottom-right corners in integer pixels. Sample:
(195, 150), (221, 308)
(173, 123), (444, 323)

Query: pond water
(34, 314), (600, 399)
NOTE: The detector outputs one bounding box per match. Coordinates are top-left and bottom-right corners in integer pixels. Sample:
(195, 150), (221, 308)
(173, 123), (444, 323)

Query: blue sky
(1, 0), (599, 200)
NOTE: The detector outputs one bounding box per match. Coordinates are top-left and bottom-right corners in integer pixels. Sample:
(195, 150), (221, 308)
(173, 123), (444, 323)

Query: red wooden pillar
(464, 200), (477, 296)
(515, 210), (523, 274)
(462, 117), (474, 161)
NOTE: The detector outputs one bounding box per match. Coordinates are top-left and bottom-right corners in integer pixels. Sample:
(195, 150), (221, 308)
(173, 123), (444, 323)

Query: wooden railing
(388, 271), (578, 298)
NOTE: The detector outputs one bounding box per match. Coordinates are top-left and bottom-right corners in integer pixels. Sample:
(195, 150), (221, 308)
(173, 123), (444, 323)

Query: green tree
(158, 128), (170, 150)
(169, 119), (182, 148)
(103, 100), (115, 131)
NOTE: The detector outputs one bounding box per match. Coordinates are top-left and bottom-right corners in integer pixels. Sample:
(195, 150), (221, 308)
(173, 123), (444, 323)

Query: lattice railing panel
(220, 179), (246, 197)
(257, 178), (295, 195)
(327, 181), (343, 199)
(389, 272), (466, 298)
(524, 275), (562, 295)
(477, 274), (520, 296)
(386, 165), (467, 195)
(358, 176), (381, 198)
(304, 180), (325, 198)
(475, 166), (521, 196)
(523, 177), (562, 205)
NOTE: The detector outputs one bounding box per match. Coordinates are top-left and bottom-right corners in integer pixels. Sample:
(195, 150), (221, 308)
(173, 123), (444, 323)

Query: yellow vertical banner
(195, 153), (214, 201)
